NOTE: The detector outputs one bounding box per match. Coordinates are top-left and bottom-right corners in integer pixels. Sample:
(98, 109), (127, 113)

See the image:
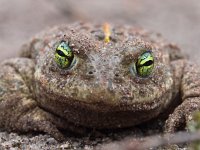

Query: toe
(165, 106), (185, 133)
(16, 107), (65, 141)
(165, 97), (200, 133)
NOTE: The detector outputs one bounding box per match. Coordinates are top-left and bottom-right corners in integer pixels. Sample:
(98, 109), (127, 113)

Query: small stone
(46, 137), (57, 145)
(60, 142), (71, 149)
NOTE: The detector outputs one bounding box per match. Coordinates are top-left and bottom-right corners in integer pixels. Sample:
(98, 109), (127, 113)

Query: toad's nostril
(115, 73), (119, 77)
(85, 70), (96, 78)
(88, 71), (94, 75)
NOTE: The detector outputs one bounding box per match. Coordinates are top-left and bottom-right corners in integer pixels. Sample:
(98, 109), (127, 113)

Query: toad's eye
(132, 51), (154, 77)
(54, 41), (76, 69)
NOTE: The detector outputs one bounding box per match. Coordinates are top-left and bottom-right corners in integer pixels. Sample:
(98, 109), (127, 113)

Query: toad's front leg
(165, 60), (200, 132)
(0, 58), (72, 141)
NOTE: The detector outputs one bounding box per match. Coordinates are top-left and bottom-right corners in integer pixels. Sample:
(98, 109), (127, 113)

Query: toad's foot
(14, 106), (66, 141)
(0, 58), (86, 141)
(165, 97), (200, 132)
(165, 61), (200, 132)
(0, 58), (66, 141)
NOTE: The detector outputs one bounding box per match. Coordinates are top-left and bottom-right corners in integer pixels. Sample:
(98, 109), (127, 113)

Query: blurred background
(1, 0), (200, 64)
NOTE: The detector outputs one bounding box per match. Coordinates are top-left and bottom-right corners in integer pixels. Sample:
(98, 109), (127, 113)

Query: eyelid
(121, 49), (150, 66)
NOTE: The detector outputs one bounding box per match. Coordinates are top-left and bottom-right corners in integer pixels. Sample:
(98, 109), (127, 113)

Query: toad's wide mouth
(36, 82), (172, 129)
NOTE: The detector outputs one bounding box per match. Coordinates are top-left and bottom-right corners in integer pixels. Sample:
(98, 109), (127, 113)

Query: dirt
(0, 120), (163, 150)
(0, 0), (200, 149)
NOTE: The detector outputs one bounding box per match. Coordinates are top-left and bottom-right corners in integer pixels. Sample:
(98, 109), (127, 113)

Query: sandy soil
(0, 0), (200, 149)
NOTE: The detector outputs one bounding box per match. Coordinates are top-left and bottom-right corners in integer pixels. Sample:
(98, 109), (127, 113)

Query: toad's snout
(83, 70), (123, 93)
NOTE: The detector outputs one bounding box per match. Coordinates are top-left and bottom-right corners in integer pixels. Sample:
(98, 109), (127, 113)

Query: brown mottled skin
(0, 23), (200, 141)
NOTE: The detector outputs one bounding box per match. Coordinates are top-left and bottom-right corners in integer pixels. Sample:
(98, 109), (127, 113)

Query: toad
(0, 23), (199, 141)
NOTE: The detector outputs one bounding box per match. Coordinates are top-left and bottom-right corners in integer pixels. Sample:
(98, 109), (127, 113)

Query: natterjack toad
(0, 23), (200, 141)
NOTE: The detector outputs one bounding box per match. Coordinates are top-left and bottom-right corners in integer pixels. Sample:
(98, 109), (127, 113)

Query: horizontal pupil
(56, 50), (67, 57)
(142, 60), (153, 66)
(56, 49), (74, 63)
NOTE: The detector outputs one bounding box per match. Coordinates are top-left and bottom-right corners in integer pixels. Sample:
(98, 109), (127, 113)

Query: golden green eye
(54, 41), (75, 69)
(133, 51), (154, 77)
